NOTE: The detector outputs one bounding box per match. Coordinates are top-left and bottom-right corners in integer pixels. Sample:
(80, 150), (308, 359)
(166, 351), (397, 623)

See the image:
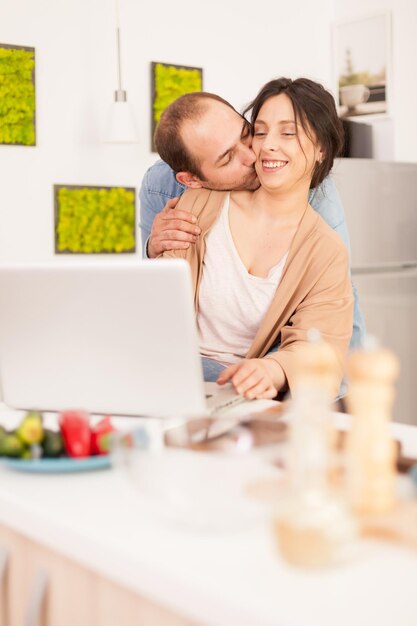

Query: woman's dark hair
(243, 77), (344, 189)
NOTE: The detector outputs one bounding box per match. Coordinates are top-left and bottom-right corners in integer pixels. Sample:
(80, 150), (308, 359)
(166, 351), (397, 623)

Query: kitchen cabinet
(96, 577), (198, 626)
(0, 522), (96, 626)
(0, 523), (197, 626)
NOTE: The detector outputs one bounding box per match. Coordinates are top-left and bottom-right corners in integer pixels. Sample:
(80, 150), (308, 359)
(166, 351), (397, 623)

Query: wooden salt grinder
(345, 346), (400, 515)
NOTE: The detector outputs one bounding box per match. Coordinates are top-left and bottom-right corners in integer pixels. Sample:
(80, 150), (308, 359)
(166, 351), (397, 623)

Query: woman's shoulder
(178, 188), (228, 218)
(307, 205), (349, 260)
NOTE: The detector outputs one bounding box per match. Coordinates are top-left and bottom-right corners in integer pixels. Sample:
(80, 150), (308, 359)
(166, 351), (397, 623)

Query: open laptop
(0, 260), (247, 418)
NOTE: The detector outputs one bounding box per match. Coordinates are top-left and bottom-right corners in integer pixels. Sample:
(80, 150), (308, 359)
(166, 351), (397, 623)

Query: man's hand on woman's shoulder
(147, 197), (201, 258)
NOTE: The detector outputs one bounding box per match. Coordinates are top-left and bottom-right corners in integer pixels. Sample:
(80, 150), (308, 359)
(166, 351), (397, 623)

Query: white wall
(0, 0), (335, 262)
(334, 0), (417, 163)
(4, 0), (414, 263)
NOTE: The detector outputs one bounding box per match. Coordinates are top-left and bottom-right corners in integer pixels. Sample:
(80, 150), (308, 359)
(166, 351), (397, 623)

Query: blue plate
(1, 455), (112, 473)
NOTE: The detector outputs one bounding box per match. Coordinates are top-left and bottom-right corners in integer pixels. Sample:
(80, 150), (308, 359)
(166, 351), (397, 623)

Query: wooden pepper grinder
(272, 331), (356, 567)
(291, 328), (341, 399)
(345, 338), (400, 515)
(290, 329), (341, 470)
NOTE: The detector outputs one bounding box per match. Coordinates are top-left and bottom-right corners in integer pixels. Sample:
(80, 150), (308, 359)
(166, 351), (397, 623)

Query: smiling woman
(245, 77), (344, 189)
(251, 98), (320, 191)
(156, 77), (353, 401)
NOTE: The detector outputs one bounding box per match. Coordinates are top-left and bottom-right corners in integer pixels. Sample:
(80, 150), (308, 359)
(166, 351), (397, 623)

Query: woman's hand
(216, 358), (285, 400)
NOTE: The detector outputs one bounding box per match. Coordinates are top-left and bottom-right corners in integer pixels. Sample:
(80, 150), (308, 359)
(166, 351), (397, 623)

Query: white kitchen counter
(1, 403), (417, 626)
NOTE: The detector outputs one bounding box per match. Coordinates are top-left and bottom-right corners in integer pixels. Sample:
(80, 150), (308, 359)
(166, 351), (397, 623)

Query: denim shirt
(139, 159), (366, 351)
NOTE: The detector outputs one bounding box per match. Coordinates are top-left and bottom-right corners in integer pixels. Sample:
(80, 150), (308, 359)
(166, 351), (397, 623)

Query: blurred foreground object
(291, 328), (342, 398)
(345, 338), (400, 514)
(273, 332), (356, 567)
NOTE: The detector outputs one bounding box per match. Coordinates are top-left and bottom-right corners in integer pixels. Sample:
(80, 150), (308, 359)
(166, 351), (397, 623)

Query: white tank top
(197, 194), (288, 366)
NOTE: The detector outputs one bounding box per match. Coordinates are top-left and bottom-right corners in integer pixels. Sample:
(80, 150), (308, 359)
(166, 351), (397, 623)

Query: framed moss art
(151, 61), (203, 151)
(55, 185), (136, 254)
(0, 43), (36, 146)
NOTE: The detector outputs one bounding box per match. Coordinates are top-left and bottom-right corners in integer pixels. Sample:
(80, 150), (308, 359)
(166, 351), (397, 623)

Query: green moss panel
(153, 62), (203, 127)
(55, 186), (136, 254)
(0, 44), (36, 146)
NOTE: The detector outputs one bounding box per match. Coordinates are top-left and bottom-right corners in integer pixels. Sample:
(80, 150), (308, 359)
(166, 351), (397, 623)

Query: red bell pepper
(59, 410), (92, 458)
(90, 416), (115, 455)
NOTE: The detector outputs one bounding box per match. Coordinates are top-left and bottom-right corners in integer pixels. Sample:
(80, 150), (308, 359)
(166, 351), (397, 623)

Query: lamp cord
(114, 0), (126, 101)
(116, 26), (123, 92)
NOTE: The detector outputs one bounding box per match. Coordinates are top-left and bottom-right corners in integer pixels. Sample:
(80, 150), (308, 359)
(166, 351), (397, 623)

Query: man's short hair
(154, 92), (236, 179)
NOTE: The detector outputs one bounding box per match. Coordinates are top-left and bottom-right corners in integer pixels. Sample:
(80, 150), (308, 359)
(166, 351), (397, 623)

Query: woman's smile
(261, 159), (288, 171)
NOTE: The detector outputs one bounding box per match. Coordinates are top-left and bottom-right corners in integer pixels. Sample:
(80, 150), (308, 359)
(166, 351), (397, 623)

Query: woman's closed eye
(253, 131), (295, 138)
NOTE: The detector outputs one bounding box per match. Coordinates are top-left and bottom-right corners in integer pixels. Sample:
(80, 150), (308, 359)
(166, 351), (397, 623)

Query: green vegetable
(16, 411), (44, 445)
(42, 429), (64, 458)
(0, 433), (25, 457)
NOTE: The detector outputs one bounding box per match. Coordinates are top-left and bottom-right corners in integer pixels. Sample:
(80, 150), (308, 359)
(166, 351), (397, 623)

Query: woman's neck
(243, 182), (311, 224)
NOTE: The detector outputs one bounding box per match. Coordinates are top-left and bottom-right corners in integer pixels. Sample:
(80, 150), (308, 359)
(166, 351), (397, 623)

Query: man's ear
(176, 171), (204, 189)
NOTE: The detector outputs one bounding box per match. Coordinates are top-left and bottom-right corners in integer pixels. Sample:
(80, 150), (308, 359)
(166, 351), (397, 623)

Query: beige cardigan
(161, 188), (354, 394)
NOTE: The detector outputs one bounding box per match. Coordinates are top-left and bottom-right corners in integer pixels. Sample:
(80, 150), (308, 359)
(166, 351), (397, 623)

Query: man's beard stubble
(201, 170), (260, 193)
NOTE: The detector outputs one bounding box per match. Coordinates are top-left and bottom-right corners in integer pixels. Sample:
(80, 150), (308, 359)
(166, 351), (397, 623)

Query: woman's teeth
(262, 160), (287, 169)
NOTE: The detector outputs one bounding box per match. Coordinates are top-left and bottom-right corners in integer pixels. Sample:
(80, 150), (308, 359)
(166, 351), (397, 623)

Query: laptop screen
(0, 260), (208, 417)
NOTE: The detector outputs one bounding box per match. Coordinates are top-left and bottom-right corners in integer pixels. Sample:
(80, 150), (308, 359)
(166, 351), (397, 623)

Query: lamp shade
(104, 99), (139, 143)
